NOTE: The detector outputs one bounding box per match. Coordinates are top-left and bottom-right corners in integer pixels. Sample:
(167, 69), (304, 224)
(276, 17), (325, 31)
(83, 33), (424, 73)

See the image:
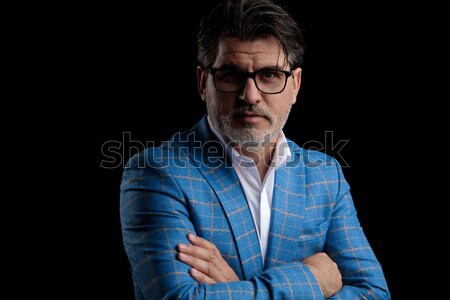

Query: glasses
(209, 68), (292, 94)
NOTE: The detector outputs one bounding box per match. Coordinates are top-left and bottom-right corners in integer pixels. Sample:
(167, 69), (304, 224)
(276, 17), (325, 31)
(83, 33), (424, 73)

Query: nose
(239, 77), (261, 105)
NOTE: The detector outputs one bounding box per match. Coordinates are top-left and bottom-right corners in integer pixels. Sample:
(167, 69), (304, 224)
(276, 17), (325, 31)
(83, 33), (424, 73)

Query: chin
(233, 119), (269, 129)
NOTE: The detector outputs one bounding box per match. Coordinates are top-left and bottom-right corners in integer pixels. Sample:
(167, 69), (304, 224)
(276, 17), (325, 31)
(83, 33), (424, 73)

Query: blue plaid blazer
(120, 116), (390, 299)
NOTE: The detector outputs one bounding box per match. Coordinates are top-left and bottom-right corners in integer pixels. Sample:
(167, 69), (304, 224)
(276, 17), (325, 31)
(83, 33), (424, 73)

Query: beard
(207, 101), (292, 150)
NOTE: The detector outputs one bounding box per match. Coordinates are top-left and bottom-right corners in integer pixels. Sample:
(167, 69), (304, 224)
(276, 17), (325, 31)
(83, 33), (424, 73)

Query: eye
(261, 71), (277, 79)
(216, 70), (242, 82)
(259, 70), (284, 82)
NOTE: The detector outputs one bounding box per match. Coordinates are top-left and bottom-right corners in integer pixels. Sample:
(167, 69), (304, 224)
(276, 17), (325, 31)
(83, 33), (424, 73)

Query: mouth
(234, 111), (266, 124)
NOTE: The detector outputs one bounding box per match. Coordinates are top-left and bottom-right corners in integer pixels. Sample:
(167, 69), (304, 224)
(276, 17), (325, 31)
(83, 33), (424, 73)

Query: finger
(177, 243), (221, 264)
(187, 234), (223, 262)
(177, 252), (218, 278)
(190, 268), (215, 285)
(187, 233), (216, 251)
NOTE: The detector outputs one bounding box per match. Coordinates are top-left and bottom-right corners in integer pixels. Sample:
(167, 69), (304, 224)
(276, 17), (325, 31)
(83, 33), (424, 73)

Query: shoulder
(124, 130), (193, 170)
(286, 138), (337, 169)
(286, 138), (348, 189)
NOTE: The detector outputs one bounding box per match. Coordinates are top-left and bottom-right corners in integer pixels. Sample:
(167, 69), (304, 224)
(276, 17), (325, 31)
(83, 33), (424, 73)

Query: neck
(235, 134), (279, 182)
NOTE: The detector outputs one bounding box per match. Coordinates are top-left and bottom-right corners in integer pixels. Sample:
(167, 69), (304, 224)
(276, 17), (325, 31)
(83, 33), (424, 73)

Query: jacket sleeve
(120, 154), (324, 300)
(326, 158), (390, 299)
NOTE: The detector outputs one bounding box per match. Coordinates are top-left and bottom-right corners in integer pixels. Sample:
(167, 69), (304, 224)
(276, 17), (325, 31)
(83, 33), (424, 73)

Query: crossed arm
(177, 233), (342, 297)
(120, 159), (390, 299)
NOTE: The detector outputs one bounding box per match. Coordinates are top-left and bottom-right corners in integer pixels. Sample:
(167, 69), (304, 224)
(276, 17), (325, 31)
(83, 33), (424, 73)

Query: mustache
(232, 104), (269, 118)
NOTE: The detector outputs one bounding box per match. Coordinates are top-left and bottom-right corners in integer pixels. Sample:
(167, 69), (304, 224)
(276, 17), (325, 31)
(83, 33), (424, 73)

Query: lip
(235, 112), (265, 123)
(236, 111), (264, 117)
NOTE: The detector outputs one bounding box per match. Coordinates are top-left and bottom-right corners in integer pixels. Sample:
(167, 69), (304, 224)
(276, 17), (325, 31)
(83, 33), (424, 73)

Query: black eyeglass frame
(208, 68), (293, 94)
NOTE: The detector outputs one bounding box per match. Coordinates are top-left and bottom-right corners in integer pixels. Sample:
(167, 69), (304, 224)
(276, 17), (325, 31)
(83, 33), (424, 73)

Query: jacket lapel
(265, 143), (306, 269)
(188, 117), (263, 279)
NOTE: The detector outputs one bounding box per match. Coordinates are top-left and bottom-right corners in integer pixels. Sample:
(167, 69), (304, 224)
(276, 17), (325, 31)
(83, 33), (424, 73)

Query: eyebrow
(215, 64), (286, 72)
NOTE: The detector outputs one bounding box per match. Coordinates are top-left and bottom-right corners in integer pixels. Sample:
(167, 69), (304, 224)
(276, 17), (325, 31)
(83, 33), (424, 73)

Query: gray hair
(197, 0), (305, 69)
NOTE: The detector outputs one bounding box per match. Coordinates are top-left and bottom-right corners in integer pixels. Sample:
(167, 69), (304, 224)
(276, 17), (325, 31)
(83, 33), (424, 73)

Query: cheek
(266, 97), (291, 115)
(206, 92), (235, 114)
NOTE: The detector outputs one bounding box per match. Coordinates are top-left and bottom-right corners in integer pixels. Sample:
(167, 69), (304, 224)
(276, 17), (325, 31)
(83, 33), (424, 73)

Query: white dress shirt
(207, 116), (291, 265)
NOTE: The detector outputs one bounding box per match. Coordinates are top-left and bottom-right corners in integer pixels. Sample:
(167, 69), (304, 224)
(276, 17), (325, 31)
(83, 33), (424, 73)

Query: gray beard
(209, 103), (292, 151)
(220, 115), (273, 150)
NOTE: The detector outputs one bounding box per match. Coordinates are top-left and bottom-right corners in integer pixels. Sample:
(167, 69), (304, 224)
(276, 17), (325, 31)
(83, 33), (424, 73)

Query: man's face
(198, 36), (302, 147)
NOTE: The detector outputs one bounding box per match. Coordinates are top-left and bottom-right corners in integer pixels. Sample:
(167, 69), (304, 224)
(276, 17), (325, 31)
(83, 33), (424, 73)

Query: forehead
(214, 36), (286, 69)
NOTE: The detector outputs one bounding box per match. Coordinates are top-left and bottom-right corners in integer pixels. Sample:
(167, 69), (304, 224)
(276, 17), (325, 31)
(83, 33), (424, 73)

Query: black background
(69, 1), (414, 298)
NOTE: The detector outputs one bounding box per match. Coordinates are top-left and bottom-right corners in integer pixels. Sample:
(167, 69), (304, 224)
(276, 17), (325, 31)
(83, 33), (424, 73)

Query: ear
(291, 67), (302, 104)
(197, 66), (208, 102)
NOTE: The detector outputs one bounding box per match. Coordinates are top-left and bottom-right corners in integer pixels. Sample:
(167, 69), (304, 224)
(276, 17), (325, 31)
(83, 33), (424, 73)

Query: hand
(177, 233), (239, 285)
(302, 252), (342, 297)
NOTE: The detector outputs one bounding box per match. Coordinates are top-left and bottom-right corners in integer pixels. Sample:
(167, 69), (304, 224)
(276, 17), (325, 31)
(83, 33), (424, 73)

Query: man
(120, 0), (390, 298)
